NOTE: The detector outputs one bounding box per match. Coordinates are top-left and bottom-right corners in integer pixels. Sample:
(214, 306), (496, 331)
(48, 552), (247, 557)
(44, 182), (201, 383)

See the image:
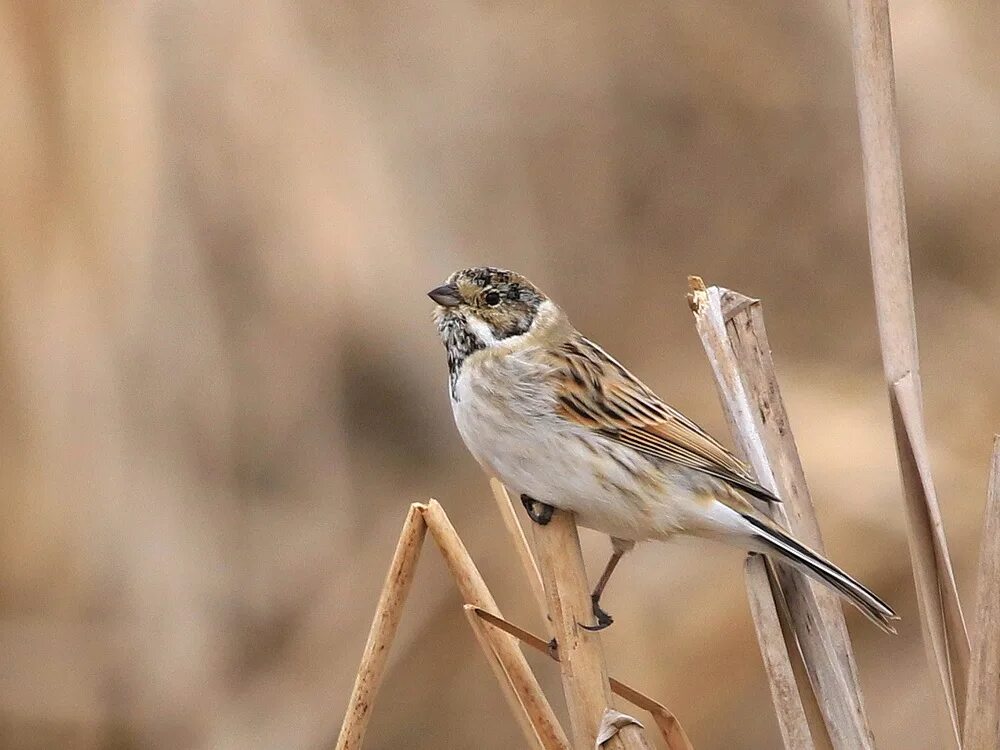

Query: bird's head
(428, 267), (551, 378)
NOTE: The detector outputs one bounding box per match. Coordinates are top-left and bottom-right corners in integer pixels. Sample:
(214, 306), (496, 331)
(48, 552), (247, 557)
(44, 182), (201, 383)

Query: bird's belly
(451, 386), (687, 541)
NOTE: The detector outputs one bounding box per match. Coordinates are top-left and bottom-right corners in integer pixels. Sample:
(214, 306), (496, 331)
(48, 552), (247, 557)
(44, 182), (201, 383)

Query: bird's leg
(580, 538), (633, 632)
(520, 494), (554, 525)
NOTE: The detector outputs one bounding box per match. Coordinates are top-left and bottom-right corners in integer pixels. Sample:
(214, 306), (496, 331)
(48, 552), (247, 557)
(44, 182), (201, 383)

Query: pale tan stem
(962, 436), (1000, 747)
(530, 508), (651, 749)
(692, 279), (892, 747)
(719, 288), (866, 707)
(766, 561), (835, 750)
(462, 605), (546, 750)
(688, 276), (820, 748)
(744, 555), (814, 750)
(336, 505), (427, 750)
(490, 478), (549, 620)
(419, 500), (570, 750)
(470, 607), (694, 750)
(846, 1), (967, 745)
(891, 377), (970, 730)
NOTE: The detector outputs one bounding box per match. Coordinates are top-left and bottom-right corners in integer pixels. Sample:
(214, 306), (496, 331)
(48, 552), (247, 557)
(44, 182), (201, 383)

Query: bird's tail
(742, 513), (898, 634)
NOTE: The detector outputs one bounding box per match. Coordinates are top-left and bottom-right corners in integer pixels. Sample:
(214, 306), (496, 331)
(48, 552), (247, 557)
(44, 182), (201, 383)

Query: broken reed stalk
(530, 507), (652, 749)
(419, 500), (571, 750)
(335, 501), (570, 750)
(688, 279), (875, 750)
(720, 292), (867, 700)
(462, 605), (546, 749)
(963, 437), (1000, 747)
(338, 493), (694, 749)
(720, 288), (871, 746)
(846, 0), (968, 744)
(336, 505), (427, 750)
(743, 554), (814, 749)
(890, 375), (970, 729)
(685, 283), (811, 750)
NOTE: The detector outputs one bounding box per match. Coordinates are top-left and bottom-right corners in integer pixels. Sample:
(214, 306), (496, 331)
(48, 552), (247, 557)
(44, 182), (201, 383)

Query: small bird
(429, 267), (897, 633)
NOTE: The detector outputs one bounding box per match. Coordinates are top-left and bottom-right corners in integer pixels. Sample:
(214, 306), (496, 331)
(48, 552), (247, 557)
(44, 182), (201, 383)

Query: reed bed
(336, 2), (998, 747)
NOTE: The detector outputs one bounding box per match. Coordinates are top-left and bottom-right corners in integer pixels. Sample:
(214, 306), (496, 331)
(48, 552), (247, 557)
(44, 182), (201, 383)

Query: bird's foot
(547, 638), (559, 660)
(580, 594), (614, 632)
(520, 495), (554, 525)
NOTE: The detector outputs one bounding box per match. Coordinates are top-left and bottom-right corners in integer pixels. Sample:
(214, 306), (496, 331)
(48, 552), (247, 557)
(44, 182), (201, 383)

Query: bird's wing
(551, 335), (780, 504)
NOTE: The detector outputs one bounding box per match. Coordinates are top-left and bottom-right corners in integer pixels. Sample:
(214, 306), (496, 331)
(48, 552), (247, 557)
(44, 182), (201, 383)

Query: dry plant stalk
(688, 279), (874, 750)
(718, 290), (866, 699)
(530, 508), (651, 749)
(419, 500), (571, 749)
(743, 554), (814, 749)
(336, 505), (427, 750)
(846, 1), (968, 744)
(336, 501), (570, 750)
(337, 491), (694, 749)
(963, 437), (1000, 747)
(490, 478), (550, 621)
(462, 605), (547, 749)
(890, 376), (970, 729)
(470, 606), (694, 750)
(686, 280), (812, 750)
(750, 562), (816, 750)
(490, 482), (693, 749)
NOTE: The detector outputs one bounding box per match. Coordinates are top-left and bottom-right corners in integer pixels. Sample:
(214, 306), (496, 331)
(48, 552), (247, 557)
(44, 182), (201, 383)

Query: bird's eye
(484, 290), (501, 306)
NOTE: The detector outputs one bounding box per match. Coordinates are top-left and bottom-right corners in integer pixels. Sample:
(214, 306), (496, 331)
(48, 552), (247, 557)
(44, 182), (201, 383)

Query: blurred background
(1, 1), (998, 748)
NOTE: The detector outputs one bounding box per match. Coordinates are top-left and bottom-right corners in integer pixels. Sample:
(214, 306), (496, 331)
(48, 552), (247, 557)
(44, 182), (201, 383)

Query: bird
(428, 266), (897, 633)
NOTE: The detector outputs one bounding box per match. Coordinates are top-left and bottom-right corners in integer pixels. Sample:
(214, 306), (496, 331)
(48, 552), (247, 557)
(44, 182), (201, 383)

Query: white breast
(449, 348), (688, 542)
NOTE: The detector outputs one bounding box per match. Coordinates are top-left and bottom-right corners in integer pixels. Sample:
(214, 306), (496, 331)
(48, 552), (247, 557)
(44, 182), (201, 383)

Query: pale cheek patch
(466, 314), (498, 347)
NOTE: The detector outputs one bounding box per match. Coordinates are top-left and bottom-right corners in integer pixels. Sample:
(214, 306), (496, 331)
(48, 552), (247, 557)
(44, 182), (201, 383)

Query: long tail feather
(742, 513), (898, 634)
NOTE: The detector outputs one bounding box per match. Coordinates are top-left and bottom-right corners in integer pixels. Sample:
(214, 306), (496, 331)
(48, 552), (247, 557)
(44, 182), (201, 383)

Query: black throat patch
(437, 311), (486, 399)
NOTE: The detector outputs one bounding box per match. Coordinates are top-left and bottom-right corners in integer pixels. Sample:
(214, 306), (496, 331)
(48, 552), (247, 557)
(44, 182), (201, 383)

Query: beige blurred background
(2, 1), (998, 748)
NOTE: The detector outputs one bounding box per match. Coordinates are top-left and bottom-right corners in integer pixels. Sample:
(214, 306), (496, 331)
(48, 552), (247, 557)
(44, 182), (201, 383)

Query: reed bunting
(429, 267), (896, 633)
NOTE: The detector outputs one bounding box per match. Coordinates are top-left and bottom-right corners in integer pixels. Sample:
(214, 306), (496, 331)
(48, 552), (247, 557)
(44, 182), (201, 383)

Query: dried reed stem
(489, 478), (549, 621)
(336, 504), (427, 750)
(689, 279), (875, 749)
(688, 281), (814, 749)
(743, 554), (814, 749)
(530, 508), (650, 748)
(718, 289), (867, 699)
(462, 605), (547, 749)
(420, 500), (571, 750)
(890, 377), (970, 725)
(846, 2), (968, 743)
(719, 288), (872, 745)
(766, 559), (835, 750)
(963, 437), (1000, 747)
(471, 606), (694, 750)
(340, 495), (692, 749)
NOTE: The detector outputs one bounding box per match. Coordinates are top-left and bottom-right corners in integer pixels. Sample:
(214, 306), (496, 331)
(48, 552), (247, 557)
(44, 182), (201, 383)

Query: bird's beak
(427, 283), (462, 308)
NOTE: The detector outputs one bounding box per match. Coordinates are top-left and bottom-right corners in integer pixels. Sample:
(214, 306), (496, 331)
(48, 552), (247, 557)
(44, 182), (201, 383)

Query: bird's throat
(437, 312), (486, 398)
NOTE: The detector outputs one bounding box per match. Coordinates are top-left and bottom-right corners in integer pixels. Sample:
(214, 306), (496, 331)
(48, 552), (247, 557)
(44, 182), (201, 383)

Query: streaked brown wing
(552, 336), (780, 504)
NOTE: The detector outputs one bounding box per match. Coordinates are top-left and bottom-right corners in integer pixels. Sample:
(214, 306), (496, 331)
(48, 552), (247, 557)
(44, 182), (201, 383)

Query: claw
(580, 594), (614, 632)
(520, 495), (554, 525)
